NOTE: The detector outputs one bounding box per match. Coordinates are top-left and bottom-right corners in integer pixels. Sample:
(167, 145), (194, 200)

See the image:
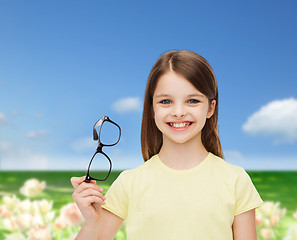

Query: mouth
(167, 121), (193, 129)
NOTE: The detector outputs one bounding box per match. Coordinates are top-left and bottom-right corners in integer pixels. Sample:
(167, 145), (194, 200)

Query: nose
(172, 104), (185, 118)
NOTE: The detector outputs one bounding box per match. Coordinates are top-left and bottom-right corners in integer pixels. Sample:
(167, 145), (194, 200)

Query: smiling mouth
(167, 122), (193, 129)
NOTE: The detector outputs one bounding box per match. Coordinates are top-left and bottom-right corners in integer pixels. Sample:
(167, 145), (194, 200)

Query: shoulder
(208, 153), (244, 175)
(208, 153), (262, 201)
(207, 153), (253, 188)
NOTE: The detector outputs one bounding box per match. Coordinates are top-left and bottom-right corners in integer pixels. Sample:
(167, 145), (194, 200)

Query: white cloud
(70, 137), (97, 153)
(242, 98), (297, 143)
(0, 112), (8, 124)
(112, 97), (142, 114)
(26, 130), (51, 140)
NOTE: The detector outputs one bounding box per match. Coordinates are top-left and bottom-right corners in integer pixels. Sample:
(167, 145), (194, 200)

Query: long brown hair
(141, 50), (224, 161)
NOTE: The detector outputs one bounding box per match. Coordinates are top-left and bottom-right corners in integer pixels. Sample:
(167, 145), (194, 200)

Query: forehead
(153, 71), (205, 98)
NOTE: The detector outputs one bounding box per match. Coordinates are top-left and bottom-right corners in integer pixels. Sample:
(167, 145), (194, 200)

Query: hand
(71, 176), (106, 223)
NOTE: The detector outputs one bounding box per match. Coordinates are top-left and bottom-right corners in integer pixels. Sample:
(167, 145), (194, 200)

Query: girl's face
(152, 71), (216, 146)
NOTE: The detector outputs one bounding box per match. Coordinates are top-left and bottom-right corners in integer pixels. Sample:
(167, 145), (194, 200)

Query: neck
(158, 136), (209, 170)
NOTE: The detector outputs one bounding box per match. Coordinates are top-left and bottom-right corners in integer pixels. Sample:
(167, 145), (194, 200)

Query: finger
(72, 188), (106, 207)
(89, 179), (97, 184)
(71, 177), (101, 191)
(79, 188), (106, 200)
(80, 196), (106, 207)
(70, 176), (86, 189)
(75, 182), (103, 194)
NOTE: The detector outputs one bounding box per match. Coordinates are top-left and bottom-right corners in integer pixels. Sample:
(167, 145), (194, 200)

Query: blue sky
(0, 1), (297, 170)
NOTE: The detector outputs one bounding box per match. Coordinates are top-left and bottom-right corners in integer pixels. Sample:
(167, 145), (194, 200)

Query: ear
(207, 100), (216, 119)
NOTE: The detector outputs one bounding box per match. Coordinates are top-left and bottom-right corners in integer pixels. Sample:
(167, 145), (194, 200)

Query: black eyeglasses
(84, 116), (121, 183)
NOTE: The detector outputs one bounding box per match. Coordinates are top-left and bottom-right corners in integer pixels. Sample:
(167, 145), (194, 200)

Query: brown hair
(141, 50), (224, 161)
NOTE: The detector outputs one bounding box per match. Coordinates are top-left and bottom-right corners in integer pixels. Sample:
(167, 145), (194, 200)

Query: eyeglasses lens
(89, 153), (111, 181)
(99, 121), (120, 145)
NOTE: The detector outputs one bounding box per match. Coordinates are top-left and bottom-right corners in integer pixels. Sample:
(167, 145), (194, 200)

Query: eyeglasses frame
(84, 116), (121, 183)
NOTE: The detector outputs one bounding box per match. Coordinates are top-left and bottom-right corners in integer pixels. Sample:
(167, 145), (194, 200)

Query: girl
(71, 50), (263, 240)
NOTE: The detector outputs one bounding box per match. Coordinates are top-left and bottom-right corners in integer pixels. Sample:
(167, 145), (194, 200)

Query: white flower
(31, 213), (44, 227)
(28, 226), (52, 240)
(257, 201), (275, 217)
(60, 203), (83, 226)
(4, 232), (26, 240)
(3, 195), (19, 211)
(35, 199), (53, 215)
(16, 199), (33, 214)
(15, 213), (34, 231)
(31, 212), (55, 227)
(3, 217), (16, 231)
(256, 201), (286, 227)
(20, 178), (46, 198)
(30, 200), (55, 225)
(44, 211), (56, 224)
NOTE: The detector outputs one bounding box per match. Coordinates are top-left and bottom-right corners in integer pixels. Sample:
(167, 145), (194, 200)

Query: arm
(76, 209), (123, 240)
(97, 209), (123, 240)
(232, 209), (257, 240)
(71, 177), (124, 240)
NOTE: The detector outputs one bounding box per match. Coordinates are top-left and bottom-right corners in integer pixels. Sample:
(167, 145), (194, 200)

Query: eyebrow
(154, 94), (171, 98)
(154, 93), (205, 98)
(187, 93), (205, 98)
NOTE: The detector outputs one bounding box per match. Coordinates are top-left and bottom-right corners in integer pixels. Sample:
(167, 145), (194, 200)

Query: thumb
(70, 176), (86, 189)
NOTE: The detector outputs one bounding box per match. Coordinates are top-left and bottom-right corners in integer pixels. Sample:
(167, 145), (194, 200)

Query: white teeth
(170, 122), (190, 128)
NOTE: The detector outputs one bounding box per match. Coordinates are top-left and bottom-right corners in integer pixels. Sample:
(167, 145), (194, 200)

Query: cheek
(153, 108), (161, 122)
(153, 108), (165, 128)
(194, 108), (209, 124)
(154, 107), (168, 121)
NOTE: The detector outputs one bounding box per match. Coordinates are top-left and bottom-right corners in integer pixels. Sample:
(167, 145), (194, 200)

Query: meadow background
(1, 0), (297, 239)
(0, 170), (297, 239)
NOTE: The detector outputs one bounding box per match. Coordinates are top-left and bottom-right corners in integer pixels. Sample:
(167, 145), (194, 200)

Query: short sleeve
(102, 170), (130, 219)
(234, 168), (263, 216)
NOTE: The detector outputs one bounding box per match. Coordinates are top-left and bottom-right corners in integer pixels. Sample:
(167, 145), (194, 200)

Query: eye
(160, 99), (172, 104)
(188, 99), (199, 104)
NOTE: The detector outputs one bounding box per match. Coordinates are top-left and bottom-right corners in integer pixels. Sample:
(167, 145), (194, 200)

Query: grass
(248, 171), (297, 217)
(0, 170), (297, 239)
(248, 171), (297, 238)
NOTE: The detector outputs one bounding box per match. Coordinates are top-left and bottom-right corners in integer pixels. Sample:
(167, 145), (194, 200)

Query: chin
(164, 137), (193, 145)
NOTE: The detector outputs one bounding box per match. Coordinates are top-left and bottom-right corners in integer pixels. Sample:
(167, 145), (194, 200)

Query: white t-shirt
(102, 153), (263, 240)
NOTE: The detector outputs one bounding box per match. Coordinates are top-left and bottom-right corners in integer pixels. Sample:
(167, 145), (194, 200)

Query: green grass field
(0, 170), (297, 239)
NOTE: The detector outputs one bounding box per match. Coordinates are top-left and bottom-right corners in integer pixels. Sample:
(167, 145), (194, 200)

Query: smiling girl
(71, 50), (263, 240)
